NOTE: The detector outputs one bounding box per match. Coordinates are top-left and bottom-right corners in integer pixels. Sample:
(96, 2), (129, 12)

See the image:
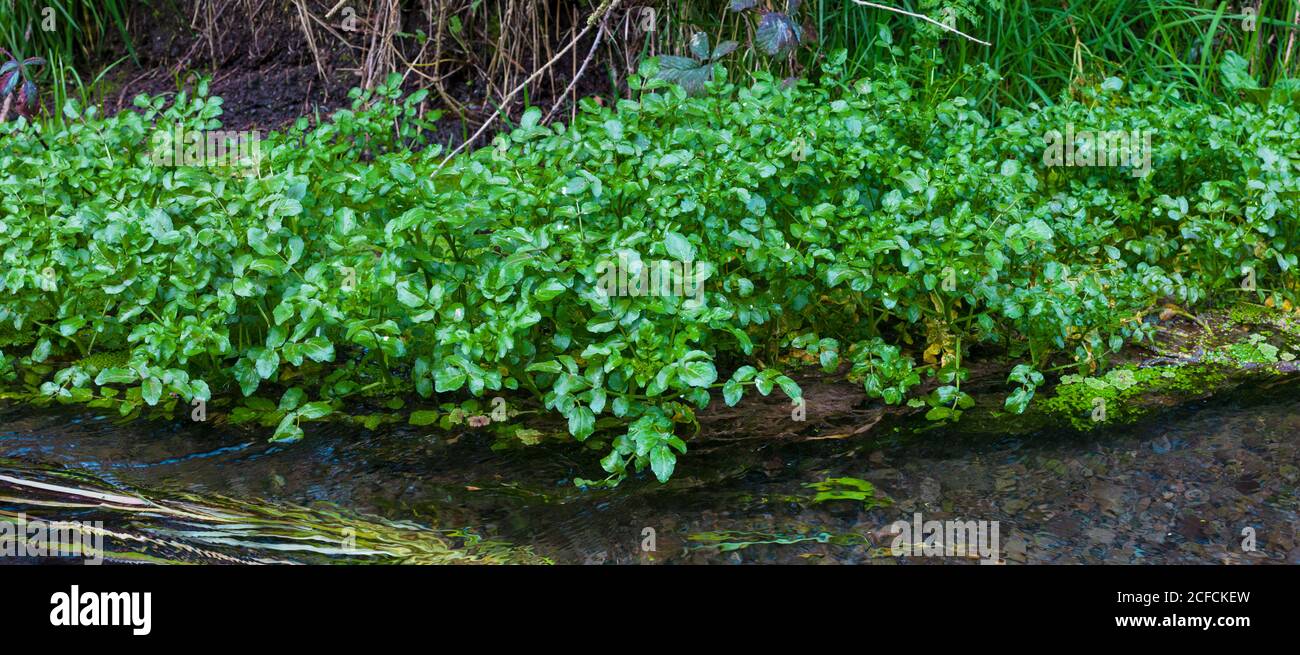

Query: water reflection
(1, 381), (1296, 564)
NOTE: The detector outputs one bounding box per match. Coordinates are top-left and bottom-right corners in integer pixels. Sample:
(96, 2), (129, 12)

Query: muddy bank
(6, 306), (1300, 471)
(79, 0), (615, 140)
(3, 307), (1299, 565)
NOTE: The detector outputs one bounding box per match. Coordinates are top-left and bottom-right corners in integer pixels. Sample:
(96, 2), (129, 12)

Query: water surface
(2, 381), (1297, 564)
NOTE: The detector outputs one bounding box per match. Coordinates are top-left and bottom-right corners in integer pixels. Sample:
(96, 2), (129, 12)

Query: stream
(2, 380), (1298, 565)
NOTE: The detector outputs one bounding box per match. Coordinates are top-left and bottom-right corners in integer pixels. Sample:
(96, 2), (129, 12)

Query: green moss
(1043, 365), (1169, 430)
(74, 350), (130, 371)
(1227, 303), (1277, 325)
(1041, 331), (1290, 431)
(1210, 334), (1289, 365)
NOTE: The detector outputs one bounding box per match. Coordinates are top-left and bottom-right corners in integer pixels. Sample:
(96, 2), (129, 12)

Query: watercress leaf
(297, 401), (333, 420)
(141, 378), (163, 406)
(95, 368), (137, 385)
(409, 410), (439, 426)
(723, 379), (743, 406)
(664, 231), (695, 262)
(568, 406), (595, 441)
(649, 444), (676, 483)
(435, 366), (467, 392)
(271, 414), (304, 442)
(302, 337), (335, 363)
(678, 360), (717, 388)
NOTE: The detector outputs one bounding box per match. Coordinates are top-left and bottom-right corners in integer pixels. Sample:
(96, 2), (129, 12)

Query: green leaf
(31, 339), (51, 363)
(723, 379), (743, 406)
(279, 387), (306, 411)
(265, 326), (287, 349)
(1004, 387), (1033, 414)
(664, 231), (695, 262)
(95, 368), (136, 385)
(390, 162), (415, 185)
(649, 444), (676, 483)
(526, 360), (563, 374)
(141, 378), (163, 406)
(189, 380), (211, 401)
(711, 40), (739, 60)
(301, 336), (335, 362)
(603, 120), (624, 140)
(1023, 218), (1054, 242)
(775, 375), (802, 401)
(297, 401), (333, 420)
(272, 414), (304, 442)
(568, 406), (595, 441)
(435, 366), (467, 392)
(689, 32), (711, 60)
(255, 348), (280, 379)
(657, 56), (712, 94)
(518, 106), (542, 131)
(533, 279), (567, 301)
(679, 360), (718, 388)
(234, 358), (260, 396)
(1220, 51), (1260, 92)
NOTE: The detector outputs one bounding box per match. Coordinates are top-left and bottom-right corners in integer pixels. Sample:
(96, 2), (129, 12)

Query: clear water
(1, 380), (1297, 565)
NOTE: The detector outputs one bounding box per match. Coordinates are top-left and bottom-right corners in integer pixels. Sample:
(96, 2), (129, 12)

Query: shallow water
(1, 380), (1297, 565)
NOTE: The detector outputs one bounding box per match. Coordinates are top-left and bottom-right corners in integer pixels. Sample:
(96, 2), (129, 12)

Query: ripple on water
(1, 382), (1298, 564)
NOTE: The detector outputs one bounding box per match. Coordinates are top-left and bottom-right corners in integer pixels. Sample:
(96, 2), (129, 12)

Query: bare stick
(324, 0), (350, 19)
(435, 0), (624, 172)
(1285, 8), (1300, 73)
(294, 0), (328, 82)
(543, 22), (607, 124)
(850, 1), (991, 46)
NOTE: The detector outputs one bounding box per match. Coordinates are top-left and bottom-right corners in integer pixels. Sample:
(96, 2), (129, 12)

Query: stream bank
(3, 371), (1297, 565)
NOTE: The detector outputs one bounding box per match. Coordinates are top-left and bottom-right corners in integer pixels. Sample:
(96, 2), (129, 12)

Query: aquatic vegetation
(1041, 327), (1300, 430)
(805, 476), (890, 509)
(0, 459), (548, 564)
(1044, 366), (1180, 430)
(688, 527), (891, 556)
(689, 529), (851, 553)
(1215, 334), (1287, 365)
(2, 53), (1300, 484)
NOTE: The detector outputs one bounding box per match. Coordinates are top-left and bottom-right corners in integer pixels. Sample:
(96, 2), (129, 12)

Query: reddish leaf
(0, 70), (17, 97)
(17, 79), (38, 116)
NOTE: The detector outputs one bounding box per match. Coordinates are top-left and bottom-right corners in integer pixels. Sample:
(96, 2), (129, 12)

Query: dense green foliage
(671, 0), (1300, 110)
(2, 54), (1299, 484)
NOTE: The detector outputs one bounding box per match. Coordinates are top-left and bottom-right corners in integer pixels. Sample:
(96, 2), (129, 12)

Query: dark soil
(80, 0), (613, 145)
(100, 0), (357, 132)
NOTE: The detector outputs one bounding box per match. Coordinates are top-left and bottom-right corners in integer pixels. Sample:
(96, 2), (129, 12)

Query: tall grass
(44, 52), (129, 126)
(0, 0), (133, 64)
(8, 1), (1297, 137)
(652, 0), (1300, 110)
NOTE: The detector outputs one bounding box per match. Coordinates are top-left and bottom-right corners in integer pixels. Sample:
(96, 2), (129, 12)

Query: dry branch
(434, 0), (624, 172)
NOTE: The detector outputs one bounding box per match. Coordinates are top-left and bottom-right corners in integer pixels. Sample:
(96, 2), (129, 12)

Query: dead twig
(434, 0), (624, 172)
(1285, 8), (1300, 73)
(542, 21), (607, 124)
(850, 1), (991, 46)
(293, 0), (328, 83)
